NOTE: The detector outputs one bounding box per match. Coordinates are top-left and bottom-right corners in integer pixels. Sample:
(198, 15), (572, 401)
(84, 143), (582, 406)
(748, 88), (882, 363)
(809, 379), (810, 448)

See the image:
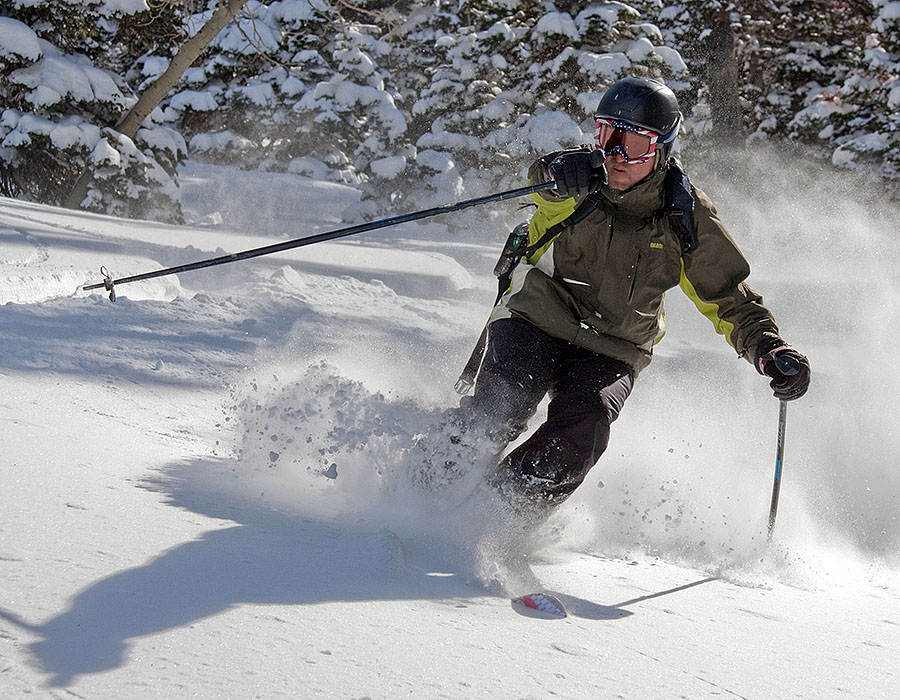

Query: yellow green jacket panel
(491, 154), (778, 374)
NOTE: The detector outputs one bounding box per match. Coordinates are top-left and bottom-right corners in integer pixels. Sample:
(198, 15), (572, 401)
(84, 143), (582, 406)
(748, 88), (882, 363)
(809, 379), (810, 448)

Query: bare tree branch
(65, 0), (250, 210)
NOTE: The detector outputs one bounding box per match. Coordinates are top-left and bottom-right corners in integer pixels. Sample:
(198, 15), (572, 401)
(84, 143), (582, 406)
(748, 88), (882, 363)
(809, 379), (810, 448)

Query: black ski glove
(755, 336), (811, 401)
(548, 149), (607, 199)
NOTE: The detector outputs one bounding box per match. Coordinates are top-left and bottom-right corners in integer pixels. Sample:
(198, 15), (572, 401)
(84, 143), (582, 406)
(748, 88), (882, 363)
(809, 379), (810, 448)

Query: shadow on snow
(0, 450), (721, 687)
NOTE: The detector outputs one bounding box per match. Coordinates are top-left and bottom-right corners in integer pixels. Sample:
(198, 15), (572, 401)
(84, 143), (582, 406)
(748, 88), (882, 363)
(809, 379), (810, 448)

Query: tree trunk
(705, 11), (744, 138)
(64, 0), (249, 211)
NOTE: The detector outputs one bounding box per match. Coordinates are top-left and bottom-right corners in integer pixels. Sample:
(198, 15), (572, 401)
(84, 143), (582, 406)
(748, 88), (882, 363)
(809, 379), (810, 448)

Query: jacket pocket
(629, 231), (682, 308)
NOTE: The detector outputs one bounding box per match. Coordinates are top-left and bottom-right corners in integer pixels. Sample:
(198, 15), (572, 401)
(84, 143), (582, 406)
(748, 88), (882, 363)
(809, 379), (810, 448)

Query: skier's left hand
(756, 337), (810, 401)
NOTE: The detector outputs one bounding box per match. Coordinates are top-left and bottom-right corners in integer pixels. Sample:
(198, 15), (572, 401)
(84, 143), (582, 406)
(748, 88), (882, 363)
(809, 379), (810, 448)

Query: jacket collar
(599, 167), (667, 216)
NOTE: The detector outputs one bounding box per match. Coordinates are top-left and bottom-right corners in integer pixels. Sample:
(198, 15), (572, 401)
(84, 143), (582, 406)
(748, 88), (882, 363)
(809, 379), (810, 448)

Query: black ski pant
(469, 317), (634, 507)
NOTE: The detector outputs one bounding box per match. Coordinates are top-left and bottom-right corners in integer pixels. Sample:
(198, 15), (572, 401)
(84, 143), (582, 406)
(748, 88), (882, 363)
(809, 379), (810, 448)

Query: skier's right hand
(548, 149), (607, 198)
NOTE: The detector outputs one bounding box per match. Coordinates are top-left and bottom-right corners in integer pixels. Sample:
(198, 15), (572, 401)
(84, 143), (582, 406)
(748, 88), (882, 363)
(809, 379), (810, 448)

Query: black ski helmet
(595, 76), (683, 160)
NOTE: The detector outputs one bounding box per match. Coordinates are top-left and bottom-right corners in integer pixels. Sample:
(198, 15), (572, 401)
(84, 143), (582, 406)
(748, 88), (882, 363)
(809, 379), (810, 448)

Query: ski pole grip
(774, 354), (800, 376)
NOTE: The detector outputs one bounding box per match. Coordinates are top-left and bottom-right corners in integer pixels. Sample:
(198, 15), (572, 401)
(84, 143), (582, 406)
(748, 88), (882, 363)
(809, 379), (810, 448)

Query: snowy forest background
(1, 0), (898, 225)
(2, 4), (900, 696)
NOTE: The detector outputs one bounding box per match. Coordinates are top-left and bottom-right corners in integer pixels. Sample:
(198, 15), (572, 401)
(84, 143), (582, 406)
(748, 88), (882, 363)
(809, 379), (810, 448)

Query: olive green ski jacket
(490, 153), (779, 374)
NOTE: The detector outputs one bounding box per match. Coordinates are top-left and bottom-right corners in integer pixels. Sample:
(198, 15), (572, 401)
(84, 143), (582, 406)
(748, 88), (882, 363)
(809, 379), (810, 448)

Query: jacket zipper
(628, 252), (640, 304)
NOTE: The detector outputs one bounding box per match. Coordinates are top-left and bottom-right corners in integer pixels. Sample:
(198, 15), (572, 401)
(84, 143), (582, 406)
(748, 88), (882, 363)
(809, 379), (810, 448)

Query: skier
(456, 76), (810, 512)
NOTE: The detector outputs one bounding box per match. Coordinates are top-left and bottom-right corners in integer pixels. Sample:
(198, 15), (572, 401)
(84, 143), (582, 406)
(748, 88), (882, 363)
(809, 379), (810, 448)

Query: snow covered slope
(1, 154), (898, 699)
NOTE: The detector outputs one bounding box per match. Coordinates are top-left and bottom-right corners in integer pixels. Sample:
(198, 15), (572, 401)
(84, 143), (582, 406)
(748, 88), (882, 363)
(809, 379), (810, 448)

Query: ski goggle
(594, 118), (660, 164)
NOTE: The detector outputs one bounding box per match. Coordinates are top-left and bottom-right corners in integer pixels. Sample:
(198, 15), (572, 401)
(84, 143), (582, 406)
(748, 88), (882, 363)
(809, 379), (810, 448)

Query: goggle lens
(594, 119), (659, 164)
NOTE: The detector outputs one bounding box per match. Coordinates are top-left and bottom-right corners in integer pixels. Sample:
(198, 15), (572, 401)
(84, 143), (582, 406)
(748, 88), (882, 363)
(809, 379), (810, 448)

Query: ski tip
(511, 592), (567, 619)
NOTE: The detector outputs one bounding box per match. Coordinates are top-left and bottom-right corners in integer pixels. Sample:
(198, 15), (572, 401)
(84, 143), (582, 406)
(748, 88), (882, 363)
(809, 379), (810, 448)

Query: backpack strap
(495, 191), (602, 278)
(454, 192), (603, 394)
(664, 158), (697, 253)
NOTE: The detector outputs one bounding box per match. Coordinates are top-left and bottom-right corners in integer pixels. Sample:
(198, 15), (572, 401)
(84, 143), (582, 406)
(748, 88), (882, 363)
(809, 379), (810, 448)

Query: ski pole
(82, 181), (556, 301)
(766, 354), (800, 540)
(767, 399), (789, 540)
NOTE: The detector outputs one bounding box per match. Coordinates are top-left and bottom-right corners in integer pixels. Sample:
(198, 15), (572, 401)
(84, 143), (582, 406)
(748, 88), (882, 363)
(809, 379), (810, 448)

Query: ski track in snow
(2, 153), (900, 699)
(0, 223), (49, 266)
